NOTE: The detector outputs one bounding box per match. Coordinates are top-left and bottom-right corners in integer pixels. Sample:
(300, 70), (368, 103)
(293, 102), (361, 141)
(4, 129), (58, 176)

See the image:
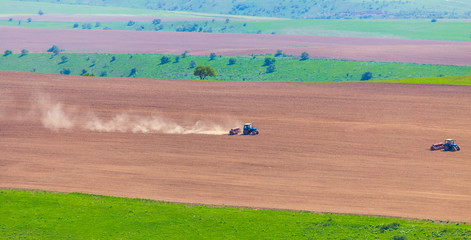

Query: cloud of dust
(36, 94), (75, 131)
(34, 94), (237, 135)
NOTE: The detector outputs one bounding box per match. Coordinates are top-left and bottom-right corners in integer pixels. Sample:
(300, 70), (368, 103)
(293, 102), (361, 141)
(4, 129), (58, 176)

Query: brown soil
(1, 71), (471, 222)
(1, 26), (470, 65)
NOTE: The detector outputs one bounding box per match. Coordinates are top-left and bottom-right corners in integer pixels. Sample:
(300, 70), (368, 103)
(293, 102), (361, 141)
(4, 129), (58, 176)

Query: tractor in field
(228, 123), (259, 135)
(242, 123), (259, 135)
(430, 139), (460, 151)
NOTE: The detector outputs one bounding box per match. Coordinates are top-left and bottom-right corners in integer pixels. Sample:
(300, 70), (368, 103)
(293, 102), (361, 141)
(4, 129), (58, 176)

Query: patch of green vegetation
(10, 0), (471, 19)
(1, 189), (470, 239)
(361, 75), (471, 85)
(2, 18), (470, 41)
(0, 0), (262, 19)
(1, 52), (471, 82)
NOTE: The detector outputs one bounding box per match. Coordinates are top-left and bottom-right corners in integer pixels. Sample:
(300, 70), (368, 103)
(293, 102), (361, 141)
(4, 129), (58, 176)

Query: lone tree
(160, 56), (171, 64)
(3, 50), (12, 56)
(209, 52), (217, 60)
(300, 51), (309, 61)
(361, 71), (373, 80)
(194, 65), (217, 80)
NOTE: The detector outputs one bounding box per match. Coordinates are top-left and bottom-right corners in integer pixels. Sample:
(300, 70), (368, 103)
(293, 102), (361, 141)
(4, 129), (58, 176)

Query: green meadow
(1, 53), (471, 82)
(1, 189), (470, 239)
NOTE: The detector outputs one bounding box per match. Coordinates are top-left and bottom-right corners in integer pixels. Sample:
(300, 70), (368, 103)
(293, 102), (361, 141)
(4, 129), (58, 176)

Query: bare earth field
(1, 26), (470, 65)
(1, 71), (471, 222)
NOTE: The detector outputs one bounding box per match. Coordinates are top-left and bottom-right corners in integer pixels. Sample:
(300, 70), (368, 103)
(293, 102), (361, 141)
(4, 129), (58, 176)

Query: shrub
(379, 222), (400, 232)
(431, 19), (437, 22)
(3, 50), (12, 56)
(20, 49), (29, 57)
(60, 56), (68, 63)
(361, 71), (373, 80)
(160, 56), (171, 64)
(110, 56), (116, 62)
(100, 71), (108, 77)
(189, 60), (197, 69)
(181, 50), (189, 58)
(266, 64), (276, 73)
(38, 10), (44, 15)
(81, 73), (95, 77)
(228, 57), (237, 65)
(47, 45), (62, 54)
(27, 18), (32, 23)
(127, 20), (135, 26)
(174, 56), (180, 63)
(128, 68), (137, 77)
(152, 19), (161, 25)
(95, 22), (101, 28)
(209, 52), (217, 60)
(274, 49), (284, 57)
(60, 68), (71, 75)
(264, 57), (276, 66)
(300, 51), (310, 61)
(393, 235), (407, 240)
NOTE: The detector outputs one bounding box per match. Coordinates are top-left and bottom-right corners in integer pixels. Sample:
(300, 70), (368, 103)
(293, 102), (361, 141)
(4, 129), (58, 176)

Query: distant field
(364, 75), (471, 85)
(2, 190), (470, 239)
(0, 0), (263, 19)
(1, 18), (471, 41)
(1, 53), (471, 82)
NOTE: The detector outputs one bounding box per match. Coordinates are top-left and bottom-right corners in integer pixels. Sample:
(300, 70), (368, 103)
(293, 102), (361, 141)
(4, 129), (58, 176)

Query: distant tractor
(243, 123), (259, 135)
(430, 139), (460, 151)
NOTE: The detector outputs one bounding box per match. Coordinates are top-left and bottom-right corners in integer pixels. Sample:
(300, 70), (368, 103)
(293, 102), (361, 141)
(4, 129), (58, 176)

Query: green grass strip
(361, 75), (471, 85)
(1, 53), (471, 83)
(1, 189), (470, 239)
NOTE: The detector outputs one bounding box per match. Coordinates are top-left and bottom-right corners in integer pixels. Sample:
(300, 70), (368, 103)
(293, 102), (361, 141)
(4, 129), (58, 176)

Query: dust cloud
(34, 94), (236, 135)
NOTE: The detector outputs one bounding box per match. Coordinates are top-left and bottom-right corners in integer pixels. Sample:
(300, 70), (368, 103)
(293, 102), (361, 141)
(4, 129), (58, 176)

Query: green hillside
(2, 189), (470, 239)
(1, 53), (470, 82)
(12, 0), (471, 19)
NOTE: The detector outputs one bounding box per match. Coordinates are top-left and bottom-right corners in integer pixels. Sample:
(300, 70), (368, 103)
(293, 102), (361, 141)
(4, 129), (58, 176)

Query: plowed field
(1, 71), (471, 222)
(1, 26), (470, 65)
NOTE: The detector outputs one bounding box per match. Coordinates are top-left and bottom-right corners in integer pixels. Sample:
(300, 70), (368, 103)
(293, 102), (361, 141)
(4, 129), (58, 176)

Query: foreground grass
(1, 189), (470, 239)
(364, 75), (471, 85)
(1, 53), (471, 82)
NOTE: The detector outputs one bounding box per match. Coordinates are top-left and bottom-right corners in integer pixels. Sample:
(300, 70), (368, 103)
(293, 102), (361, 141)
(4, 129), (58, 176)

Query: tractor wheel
(456, 146), (461, 151)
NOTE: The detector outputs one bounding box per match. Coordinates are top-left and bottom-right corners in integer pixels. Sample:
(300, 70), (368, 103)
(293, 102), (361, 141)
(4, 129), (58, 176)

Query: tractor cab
(243, 123), (259, 135)
(445, 139), (455, 145)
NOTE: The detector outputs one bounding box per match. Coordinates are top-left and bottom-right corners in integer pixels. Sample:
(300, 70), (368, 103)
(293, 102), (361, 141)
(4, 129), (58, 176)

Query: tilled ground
(1, 71), (471, 222)
(1, 26), (470, 65)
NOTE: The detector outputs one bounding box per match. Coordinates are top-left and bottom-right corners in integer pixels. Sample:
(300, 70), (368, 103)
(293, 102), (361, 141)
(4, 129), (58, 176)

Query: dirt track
(1, 26), (470, 65)
(1, 71), (471, 222)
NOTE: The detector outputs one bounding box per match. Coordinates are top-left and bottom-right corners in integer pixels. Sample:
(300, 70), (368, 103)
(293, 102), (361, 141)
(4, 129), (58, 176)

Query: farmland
(2, 0), (471, 238)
